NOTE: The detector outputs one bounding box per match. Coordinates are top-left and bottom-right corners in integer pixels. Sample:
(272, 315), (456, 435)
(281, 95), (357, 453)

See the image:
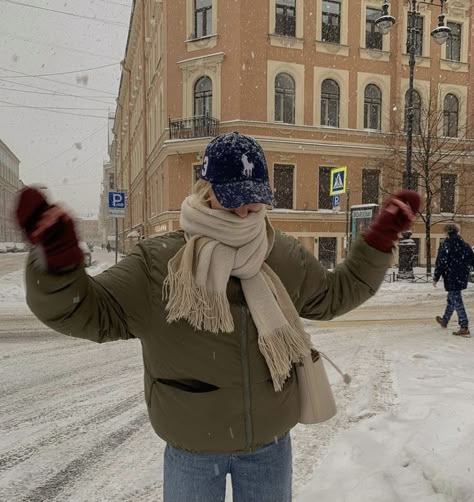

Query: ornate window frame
(185, 0), (218, 52)
(178, 52), (224, 119)
(401, 3), (432, 68)
(441, 3), (469, 72)
(315, 0), (349, 56)
(269, 0), (304, 49)
(360, 0), (391, 61)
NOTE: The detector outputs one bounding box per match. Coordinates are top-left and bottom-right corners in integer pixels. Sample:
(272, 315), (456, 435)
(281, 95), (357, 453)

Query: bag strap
(318, 351), (352, 384)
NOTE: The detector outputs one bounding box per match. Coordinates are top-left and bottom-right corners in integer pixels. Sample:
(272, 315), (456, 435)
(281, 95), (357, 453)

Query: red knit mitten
(15, 187), (84, 270)
(363, 190), (421, 253)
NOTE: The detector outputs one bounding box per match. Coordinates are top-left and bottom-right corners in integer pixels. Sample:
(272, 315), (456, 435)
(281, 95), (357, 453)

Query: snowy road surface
(1, 251), (474, 501)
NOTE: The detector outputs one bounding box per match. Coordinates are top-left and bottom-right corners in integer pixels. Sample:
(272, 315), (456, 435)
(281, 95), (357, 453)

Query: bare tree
(377, 91), (474, 273)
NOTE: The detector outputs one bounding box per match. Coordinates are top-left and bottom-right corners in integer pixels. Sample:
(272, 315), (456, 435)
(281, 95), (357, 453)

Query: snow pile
(297, 323), (474, 502)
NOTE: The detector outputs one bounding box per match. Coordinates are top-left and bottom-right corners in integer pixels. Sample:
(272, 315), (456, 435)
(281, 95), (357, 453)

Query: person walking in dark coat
(433, 224), (474, 337)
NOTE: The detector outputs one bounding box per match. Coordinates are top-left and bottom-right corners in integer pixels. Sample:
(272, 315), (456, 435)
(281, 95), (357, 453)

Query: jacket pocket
(147, 378), (219, 408)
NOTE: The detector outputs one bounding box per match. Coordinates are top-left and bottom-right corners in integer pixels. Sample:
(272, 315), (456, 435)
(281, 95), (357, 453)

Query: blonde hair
(192, 179), (213, 205)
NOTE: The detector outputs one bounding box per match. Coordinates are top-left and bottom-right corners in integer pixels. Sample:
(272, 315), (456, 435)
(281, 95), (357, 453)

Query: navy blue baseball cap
(200, 132), (275, 209)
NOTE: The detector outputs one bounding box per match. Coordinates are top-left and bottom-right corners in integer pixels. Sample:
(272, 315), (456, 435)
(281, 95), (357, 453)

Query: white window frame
(357, 72), (390, 132)
(438, 84), (467, 138)
(267, 60), (305, 125)
(314, 67), (349, 128)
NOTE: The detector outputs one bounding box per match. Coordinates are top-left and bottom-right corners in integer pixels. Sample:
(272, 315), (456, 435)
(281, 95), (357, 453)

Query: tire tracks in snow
(0, 392), (144, 474)
(20, 413), (149, 502)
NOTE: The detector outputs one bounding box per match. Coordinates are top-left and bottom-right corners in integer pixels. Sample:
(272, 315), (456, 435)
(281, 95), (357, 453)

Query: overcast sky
(0, 0), (132, 217)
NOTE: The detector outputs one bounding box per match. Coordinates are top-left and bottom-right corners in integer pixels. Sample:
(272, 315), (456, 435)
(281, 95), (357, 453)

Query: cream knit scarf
(164, 195), (312, 391)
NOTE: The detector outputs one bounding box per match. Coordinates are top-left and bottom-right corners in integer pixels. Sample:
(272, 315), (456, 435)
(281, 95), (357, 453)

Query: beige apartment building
(111, 0), (474, 266)
(76, 218), (100, 246)
(0, 139), (22, 243)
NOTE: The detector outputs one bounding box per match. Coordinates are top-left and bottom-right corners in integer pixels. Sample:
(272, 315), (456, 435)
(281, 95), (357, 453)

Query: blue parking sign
(109, 192), (126, 209)
(108, 191), (126, 218)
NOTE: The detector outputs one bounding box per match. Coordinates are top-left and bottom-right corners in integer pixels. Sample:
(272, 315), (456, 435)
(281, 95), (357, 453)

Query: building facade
(98, 160), (116, 246)
(77, 218), (100, 246)
(112, 0), (474, 266)
(0, 139), (22, 242)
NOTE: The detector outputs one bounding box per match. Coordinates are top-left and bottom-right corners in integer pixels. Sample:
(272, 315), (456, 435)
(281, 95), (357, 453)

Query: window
(366, 8), (383, 50)
(364, 84), (382, 130)
(404, 89), (422, 135)
(274, 164), (294, 208)
(275, 0), (296, 37)
(318, 166), (332, 209)
(193, 76), (212, 116)
(362, 169), (380, 204)
(321, 79), (340, 127)
(446, 22), (462, 61)
(194, 0), (212, 38)
(318, 237), (337, 269)
(443, 94), (459, 138)
(440, 174), (456, 213)
(193, 164), (202, 184)
(322, 0), (341, 43)
(406, 13), (423, 56)
(275, 73), (295, 124)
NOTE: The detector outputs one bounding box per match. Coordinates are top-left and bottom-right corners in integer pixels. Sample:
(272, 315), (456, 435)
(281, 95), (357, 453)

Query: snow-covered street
(1, 251), (474, 501)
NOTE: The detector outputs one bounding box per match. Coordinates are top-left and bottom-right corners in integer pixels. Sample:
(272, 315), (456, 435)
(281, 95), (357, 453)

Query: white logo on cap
(241, 154), (254, 177)
(201, 156), (209, 177)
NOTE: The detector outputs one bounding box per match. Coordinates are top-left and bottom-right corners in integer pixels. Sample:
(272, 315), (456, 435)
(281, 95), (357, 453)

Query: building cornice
(0, 139), (20, 164)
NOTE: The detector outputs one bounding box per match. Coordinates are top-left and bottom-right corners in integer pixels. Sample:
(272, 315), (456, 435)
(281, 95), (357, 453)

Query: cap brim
(212, 180), (275, 209)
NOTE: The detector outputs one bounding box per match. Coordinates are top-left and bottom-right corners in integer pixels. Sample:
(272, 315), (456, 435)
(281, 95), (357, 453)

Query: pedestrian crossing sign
(330, 166), (347, 196)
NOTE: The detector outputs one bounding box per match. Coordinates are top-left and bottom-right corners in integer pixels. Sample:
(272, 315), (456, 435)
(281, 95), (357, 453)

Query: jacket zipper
(240, 305), (253, 450)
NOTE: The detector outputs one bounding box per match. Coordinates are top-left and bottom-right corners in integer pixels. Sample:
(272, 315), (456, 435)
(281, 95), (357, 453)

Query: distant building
(0, 139), (22, 242)
(112, 0), (474, 265)
(98, 159), (116, 246)
(76, 218), (100, 246)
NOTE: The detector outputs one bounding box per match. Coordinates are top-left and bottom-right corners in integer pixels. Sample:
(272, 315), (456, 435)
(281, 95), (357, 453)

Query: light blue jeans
(163, 433), (292, 502)
(444, 290), (469, 328)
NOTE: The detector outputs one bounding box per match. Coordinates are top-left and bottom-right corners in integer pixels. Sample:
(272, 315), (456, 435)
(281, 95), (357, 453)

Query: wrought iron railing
(168, 115), (219, 140)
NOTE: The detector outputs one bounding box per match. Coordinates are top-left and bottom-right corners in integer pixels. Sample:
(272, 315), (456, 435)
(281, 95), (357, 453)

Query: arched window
(443, 93), (459, 137)
(364, 84), (382, 130)
(275, 72), (295, 124)
(321, 79), (340, 127)
(404, 89), (422, 135)
(193, 76), (212, 117)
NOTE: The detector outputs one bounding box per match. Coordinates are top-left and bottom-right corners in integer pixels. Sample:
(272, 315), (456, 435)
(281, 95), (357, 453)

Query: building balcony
(168, 115), (219, 140)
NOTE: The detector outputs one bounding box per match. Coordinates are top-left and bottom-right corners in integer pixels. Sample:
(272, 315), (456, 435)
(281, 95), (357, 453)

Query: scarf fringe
(258, 326), (313, 392)
(163, 268), (234, 333)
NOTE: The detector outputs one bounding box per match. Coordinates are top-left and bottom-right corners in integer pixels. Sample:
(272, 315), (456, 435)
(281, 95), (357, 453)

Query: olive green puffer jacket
(25, 231), (391, 453)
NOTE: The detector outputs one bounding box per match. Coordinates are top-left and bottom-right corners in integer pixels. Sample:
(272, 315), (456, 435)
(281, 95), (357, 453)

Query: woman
(16, 132), (419, 502)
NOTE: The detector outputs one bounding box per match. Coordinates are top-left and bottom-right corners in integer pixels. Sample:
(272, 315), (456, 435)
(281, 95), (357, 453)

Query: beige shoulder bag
(297, 349), (351, 424)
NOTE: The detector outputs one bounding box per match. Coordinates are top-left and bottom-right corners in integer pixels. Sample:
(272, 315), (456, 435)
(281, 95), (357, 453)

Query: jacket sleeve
(297, 237), (392, 321)
(25, 243), (154, 343)
(433, 244), (447, 283)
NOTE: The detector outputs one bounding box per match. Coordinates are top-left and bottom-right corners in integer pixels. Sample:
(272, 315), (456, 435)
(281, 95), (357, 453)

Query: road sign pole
(115, 217), (118, 265)
(345, 189), (351, 257)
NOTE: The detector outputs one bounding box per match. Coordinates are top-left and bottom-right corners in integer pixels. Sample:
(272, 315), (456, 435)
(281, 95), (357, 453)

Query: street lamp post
(375, 0), (450, 278)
